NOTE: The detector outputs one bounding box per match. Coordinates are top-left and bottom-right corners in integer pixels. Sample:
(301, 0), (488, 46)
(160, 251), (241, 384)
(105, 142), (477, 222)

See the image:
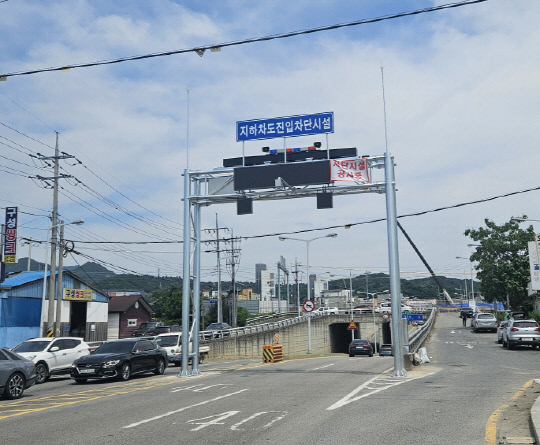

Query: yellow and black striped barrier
(263, 344), (283, 363)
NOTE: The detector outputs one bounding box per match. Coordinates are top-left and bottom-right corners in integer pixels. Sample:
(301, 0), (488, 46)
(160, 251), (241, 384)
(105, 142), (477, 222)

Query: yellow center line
(485, 379), (534, 445)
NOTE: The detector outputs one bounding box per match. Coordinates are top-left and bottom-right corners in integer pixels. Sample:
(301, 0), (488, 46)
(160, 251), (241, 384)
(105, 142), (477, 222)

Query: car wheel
(35, 363), (48, 384)
(506, 340), (513, 350)
(118, 363), (131, 381)
(74, 379), (87, 384)
(369, 353), (373, 357)
(3, 373), (25, 400)
(154, 359), (166, 375)
(497, 337), (502, 344)
(349, 354), (354, 357)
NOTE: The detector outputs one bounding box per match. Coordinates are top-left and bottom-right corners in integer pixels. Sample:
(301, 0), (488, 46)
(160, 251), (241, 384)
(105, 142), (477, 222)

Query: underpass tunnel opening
(330, 323), (359, 353)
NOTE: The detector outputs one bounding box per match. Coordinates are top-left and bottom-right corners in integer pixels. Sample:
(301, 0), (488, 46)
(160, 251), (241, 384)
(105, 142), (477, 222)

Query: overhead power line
(0, 0), (488, 79)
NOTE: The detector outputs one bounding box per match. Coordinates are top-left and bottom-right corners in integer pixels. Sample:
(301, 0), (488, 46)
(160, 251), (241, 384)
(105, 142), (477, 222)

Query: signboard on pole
(347, 320), (358, 330)
(303, 300), (315, 312)
(402, 314), (423, 322)
(236, 112), (334, 142)
(63, 288), (92, 301)
(330, 158), (371, 183)
(3, 206), (18, 263)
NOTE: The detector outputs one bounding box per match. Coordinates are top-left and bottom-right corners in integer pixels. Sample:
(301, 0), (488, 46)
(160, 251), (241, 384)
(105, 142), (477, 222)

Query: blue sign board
(236, 112), (334, 142)
(209, 300), (216, 305)
(402, 314), (423, 322)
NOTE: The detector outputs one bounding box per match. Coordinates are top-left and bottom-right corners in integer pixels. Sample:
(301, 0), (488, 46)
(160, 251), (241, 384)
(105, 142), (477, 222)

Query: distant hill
(3, 259), (473, 300)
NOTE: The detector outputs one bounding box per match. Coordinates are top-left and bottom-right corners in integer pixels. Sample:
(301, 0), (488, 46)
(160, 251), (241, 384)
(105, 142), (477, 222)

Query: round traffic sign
(303, 300), (315, 312)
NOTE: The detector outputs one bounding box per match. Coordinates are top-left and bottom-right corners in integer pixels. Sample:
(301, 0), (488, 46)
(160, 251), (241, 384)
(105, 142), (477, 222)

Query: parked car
(348, 339), (373, 357)
(497, 321), (508, 344)
(471, 313), (498, 333)
(502, 319), (540, 349)
(379, 344), (393, 356)
(131, 321), (165, 337)
(141, 325), (181, 337)
(154, 333), (209, 366)
(460, 307), (474, 319)
(12, 337), (91, 384)
(312, 307), (339, 315)
(0, 347), (36, 400)
(70, 338), (167, 383)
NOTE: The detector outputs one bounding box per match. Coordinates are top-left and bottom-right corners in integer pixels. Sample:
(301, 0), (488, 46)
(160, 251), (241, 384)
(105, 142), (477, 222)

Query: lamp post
(41, 219), (84, 336)
(456, 256), (475, 303)
(278, 233), (337, 303)
(279, 233), (337, 354)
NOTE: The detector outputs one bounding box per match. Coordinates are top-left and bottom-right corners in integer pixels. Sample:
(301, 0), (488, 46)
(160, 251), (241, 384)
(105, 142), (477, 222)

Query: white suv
(12, 337), (91, 384)
(312, 307), (339, 315)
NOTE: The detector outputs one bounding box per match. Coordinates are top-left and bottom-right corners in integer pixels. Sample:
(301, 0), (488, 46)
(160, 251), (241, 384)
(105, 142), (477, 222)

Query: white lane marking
(311, 364), (335, 371)
(123, 389), (249, 429)
(188, 411), (240, 431)
(170, 383), (232, 393)
(170, 384), (204, 392)
(327, 369), (430, 410)
(230, 411), (288, 430)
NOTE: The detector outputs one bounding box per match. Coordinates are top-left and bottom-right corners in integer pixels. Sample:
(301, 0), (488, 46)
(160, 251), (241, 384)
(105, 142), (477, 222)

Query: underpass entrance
(329, 323), (358, 353)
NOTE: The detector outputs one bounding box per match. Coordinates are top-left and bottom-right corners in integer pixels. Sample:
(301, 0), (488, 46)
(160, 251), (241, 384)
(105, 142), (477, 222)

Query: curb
(530, 392), (540, 444)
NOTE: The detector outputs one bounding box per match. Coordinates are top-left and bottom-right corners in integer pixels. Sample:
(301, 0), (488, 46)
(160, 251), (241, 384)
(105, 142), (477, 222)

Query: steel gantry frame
(180, 153), (407, 377)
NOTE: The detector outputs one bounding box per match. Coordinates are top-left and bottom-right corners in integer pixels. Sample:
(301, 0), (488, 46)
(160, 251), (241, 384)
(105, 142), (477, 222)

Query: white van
(154, 333), (209, 366)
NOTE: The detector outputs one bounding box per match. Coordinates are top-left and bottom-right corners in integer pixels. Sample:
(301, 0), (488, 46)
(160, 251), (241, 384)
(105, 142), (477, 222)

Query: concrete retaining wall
(206, 315), (381, 360)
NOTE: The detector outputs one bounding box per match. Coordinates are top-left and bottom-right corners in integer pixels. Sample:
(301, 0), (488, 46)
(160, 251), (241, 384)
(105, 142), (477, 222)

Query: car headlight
(103, 360), (121, 367)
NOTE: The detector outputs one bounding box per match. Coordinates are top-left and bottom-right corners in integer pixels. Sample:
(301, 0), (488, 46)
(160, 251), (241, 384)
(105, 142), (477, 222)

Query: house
(0, 270), (109, 348)
(107, 294), (154, 339)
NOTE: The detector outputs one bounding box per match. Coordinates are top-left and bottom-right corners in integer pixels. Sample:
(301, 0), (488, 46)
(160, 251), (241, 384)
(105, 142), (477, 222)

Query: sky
(1, 0), (539, 292)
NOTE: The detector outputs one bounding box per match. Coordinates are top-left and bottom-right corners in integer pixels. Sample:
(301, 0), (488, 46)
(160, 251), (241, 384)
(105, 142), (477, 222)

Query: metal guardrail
(408, 308), (437, 353)
(200, 313), (314, 340)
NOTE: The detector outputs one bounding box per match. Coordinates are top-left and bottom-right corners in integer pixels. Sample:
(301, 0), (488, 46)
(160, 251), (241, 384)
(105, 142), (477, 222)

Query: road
(1, 312), (539, 444)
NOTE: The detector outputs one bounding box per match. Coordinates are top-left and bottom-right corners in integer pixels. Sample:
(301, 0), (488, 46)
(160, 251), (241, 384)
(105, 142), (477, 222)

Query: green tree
(150, 285), (183, 324)
(464, 217), (534, 311)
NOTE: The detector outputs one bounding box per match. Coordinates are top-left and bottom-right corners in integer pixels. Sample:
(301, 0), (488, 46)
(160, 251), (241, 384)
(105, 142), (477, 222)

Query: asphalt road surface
(2, 312), (539, 444)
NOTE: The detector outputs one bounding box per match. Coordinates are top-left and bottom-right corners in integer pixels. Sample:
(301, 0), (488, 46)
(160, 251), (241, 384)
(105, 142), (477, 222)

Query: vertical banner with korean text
(3, 207), (18, 263)
(330, 158), (371, 183)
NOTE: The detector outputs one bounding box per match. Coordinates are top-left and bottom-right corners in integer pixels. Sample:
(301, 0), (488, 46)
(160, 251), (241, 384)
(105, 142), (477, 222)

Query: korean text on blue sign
(3, 207), (18, 264)
(236, 112), (334, 142)
(402, 314), (423, 322)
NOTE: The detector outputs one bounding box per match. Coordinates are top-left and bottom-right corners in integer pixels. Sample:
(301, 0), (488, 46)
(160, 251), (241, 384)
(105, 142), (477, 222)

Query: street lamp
(279, 233), (337, 354)
(41, 219), (84, 336)
(456, 256), (474, 303)
(278, 233), (337, 303)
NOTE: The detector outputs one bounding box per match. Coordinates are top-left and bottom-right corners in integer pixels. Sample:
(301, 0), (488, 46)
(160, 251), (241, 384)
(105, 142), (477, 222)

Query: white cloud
(1, 0), (539, 286)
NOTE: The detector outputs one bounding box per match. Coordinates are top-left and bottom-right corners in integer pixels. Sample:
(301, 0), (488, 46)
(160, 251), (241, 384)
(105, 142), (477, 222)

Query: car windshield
(514, 321), (538, 328)
(12, 341), (50, 353)
(94, 342), (135, 354)
(206, 323), (228, 330)
(351, 340), (369, 345)
(138, 323), (157, 330)
(478, 314), (495, 319)
(155, 335), (179, 347)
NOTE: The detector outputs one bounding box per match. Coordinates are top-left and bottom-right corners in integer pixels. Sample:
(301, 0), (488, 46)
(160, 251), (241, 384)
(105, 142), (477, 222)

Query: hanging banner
(330, 158), (371, 183)
(237, 112), (334, 142)
(529, 241), (540, 291)
(3, 207), (18, 263)
(63, 288), (93, 301)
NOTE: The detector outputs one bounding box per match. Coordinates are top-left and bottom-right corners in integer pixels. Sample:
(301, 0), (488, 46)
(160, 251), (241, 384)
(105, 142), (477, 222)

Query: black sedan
(70, 339), (167, 383)
(0, 347), (36, 399)
(379, 344), (393, 356)
(348, 339), (373, 357)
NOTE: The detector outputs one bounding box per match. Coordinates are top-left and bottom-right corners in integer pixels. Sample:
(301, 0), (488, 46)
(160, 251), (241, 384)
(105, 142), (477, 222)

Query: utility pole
(36, 132), (74, 336)
(55, 222), (65, 337)
(203, 215), (230, 323)
(292, 259), (300, 315)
